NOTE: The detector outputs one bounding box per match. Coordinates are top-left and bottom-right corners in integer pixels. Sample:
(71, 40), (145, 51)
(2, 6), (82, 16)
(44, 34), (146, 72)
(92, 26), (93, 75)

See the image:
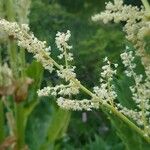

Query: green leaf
(40, 108), (71, 149)
(114, 75), (136, 109)
(86, 135), (108, 150)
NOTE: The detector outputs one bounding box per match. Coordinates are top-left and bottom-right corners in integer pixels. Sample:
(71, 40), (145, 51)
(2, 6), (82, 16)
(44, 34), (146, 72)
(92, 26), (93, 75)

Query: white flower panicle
(56, 67), (76, 81)
(55, 30), (72, 51)
(56, 30), (74, 63)
(55, 30), (77, 81)
(0, 19), (80, 101)
(37, 80), (79, 97)
(57, 97), (99, 111)
(101, 57), (117, 81)
(120, 49), (136, 77)
(92, 0), (150, 79)
(120, 49), (150, 131)
(92, 0), (150, 133)
(38, 30), (80, 101)
(93, 58), (117, 104)
(0, 19), (54, 72)
(92, 0), (143, 24)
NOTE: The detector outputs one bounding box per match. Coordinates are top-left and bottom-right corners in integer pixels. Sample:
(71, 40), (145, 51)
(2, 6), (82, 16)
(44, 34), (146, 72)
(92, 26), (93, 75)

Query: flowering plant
(0, 0), (150, 147)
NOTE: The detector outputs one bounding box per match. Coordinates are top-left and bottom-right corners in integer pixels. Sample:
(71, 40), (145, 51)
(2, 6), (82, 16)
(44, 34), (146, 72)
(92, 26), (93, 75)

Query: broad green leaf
(40, 108), (71, 149)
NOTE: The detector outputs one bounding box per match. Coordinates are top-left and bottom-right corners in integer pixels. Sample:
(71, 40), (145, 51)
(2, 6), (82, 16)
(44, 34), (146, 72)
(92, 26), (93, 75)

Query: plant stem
(19, 47), (26, 77)
(0, 101), (5, 143)
(15, 103), (25, 149)
(7, 40), (18, 77)
(5, 0), (18, 77)
(49, 57), (150, 143)
(77, 79), (150, 143)
(64, 47), (68, 68)
(103, 103), (150, 143)
(0, 0), (5, 18)
(5, 0), (15, 21)
(141, 98), (148, 134)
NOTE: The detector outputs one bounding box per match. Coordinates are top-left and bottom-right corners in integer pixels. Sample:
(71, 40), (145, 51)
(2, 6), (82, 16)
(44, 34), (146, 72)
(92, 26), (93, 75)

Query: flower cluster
(119, 49), (150, 134)
(57, 97), (99, 111)
(92, 0), (150, 78)
(0, 19), (54, 72)
(91, 1), (150, 135)
(55, 30), (72, 52)
(37, 30), (80, 104)
(56, 30), (73, 63)
(120, 48), (136, 77)
(37, 80), (79, 97)
(93, 58), (117, 105)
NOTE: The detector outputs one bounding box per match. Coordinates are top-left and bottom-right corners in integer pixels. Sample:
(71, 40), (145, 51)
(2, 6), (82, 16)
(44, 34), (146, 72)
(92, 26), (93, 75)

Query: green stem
(23, 100), (39, 126)
(0, 0), (4, 18)
(19, 47), (26, 77)
(0, 101), (5, 143)
(64, 47), (68, 68)
(76, 78), (150, 143)
(49, 58), (150, 143)
(141, 98), (148, 134)
(4, 1), (29, 150)
(5, 0), (15, 21)
(7, 40), (18, 77)
(103, 103), (150, 143)
(5, 0), (18, 77)
(15, 103), (25, 150)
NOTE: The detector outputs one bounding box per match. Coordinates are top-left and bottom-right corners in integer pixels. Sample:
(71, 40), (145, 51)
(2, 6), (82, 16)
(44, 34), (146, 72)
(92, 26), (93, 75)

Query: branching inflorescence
(0, 0), (150, 143)
(92, 0), (150, 136)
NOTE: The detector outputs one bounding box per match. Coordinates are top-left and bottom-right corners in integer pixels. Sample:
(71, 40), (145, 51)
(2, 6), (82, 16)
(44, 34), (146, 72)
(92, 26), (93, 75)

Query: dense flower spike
(120, 49), (150, 134)
(93, 58), (117, 105)
(55, 30), (72, 52)
(38, 30), (80, 98)
(120, 49), (136, 77)
(57, 97), (99, 111)
(37, 81), (79, 97)
(92, 0), (150, 136)
(0, 19), (54, 72)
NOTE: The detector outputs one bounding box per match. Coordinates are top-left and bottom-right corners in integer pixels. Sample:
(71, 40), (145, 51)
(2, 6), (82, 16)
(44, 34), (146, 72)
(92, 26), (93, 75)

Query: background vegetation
(0, 0), (149, 150)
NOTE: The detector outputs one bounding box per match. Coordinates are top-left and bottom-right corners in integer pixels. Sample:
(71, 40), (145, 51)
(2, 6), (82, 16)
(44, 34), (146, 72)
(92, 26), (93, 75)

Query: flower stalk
(37, 46), (150, 143)
(15, 103), (25, 149)
(3, 0), (30, 149)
